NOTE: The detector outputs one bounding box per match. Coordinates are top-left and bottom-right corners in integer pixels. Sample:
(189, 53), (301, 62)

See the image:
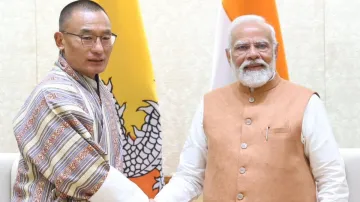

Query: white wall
(0, 0), (73, 152)
(0, 0), (359, 175)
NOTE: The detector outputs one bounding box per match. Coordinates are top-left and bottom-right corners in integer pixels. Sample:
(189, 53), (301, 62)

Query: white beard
(231, 57), (276, 88)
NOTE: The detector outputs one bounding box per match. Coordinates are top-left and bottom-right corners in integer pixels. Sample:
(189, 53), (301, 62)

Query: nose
(246, 45), (260, 60)
(91, 37), (104, 53)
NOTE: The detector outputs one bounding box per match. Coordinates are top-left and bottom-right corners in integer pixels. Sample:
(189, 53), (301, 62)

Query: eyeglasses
(61, 31), (117, 47)
(230, 41), (273, 57)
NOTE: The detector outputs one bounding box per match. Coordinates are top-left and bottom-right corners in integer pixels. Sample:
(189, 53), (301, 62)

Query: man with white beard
(153, 15), (349, 202)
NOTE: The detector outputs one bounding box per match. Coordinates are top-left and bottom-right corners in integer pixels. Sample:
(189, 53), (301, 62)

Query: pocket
(262, 124), (291, 141)
(269, 127), (290, 134)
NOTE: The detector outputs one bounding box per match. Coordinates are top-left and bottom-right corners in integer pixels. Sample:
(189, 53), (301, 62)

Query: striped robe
(12, 57), (124, 201)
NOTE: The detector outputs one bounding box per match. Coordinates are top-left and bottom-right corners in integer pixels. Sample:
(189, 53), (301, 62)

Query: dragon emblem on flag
(105, 78), (165, 192)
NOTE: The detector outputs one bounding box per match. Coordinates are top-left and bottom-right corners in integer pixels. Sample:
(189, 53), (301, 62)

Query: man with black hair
(12, 1), (150, 201)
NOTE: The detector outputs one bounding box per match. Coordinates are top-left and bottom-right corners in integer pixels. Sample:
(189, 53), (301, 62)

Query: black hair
(59, 0), (107, 31)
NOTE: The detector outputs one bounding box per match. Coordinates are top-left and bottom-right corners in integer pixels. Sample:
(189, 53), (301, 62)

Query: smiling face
(54, 9), (113, 79)
(226, 21), (278, 88)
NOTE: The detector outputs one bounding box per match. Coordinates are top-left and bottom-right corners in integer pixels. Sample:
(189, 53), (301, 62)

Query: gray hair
(228, 15), (277, 48)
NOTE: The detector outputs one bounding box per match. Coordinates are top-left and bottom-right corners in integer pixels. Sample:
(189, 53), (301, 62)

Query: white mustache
(240, 59), (269, 70)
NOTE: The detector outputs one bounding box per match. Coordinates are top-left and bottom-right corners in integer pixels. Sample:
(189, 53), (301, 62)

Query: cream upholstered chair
(340, 148), (360, 202)
(0, 153), (19, 201)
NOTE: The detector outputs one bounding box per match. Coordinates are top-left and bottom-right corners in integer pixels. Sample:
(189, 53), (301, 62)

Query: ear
(274, 43), (279, 59)
(225, 48), (231, 65)
(54, 32), (65, 51)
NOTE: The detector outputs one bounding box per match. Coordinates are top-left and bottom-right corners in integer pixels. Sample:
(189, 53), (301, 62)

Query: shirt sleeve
(90, 166), (148, 202)
(155, 101), (207, 202)
(302, 94), (349, 201)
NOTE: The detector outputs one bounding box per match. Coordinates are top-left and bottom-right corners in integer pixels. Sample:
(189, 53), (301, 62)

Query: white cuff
(90, 166), (149, 202)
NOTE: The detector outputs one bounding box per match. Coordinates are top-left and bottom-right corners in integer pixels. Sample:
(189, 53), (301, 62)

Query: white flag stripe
(211, 4), (236, 90)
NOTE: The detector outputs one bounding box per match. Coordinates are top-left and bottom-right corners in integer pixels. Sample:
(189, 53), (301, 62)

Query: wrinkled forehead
(64, 9), (111, 34)
(230, 22), (272, 46)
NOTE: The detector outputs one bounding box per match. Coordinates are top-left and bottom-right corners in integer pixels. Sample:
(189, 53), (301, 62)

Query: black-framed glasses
(61, 31), (117, 47)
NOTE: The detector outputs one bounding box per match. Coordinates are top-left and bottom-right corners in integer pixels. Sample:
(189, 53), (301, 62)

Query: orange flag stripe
(222, 0), (289, 80)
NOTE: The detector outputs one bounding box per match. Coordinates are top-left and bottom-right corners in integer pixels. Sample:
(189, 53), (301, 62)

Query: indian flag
(95, 0), (164, 198)
(211, 0), (289, 89)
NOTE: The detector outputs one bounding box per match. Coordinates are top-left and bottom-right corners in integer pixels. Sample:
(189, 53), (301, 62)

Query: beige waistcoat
(203, 74), (316, 202)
